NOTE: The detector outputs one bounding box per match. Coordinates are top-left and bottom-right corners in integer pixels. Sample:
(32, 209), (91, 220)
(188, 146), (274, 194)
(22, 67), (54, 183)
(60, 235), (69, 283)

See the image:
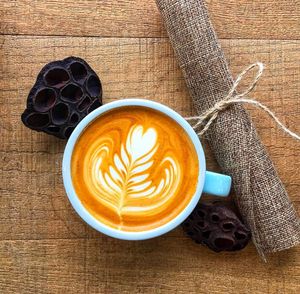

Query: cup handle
(203, 171), (232, 197)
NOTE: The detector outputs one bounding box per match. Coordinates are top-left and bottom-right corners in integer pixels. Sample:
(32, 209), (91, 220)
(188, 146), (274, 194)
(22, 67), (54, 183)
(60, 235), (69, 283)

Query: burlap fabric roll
(155, 0), (300, 259)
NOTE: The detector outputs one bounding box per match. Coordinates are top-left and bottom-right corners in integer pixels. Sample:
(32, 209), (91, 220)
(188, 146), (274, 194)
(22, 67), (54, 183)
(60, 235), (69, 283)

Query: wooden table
(1, 1), (299, 293)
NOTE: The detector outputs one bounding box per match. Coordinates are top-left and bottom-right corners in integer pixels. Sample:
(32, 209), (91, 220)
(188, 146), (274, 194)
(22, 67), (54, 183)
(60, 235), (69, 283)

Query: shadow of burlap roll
(155, 0), (300, 260)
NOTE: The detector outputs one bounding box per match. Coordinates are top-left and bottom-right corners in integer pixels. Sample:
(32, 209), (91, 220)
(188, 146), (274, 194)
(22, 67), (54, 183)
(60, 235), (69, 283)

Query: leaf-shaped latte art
(91, 125), (181, 221)
(72, 107), (199, 232)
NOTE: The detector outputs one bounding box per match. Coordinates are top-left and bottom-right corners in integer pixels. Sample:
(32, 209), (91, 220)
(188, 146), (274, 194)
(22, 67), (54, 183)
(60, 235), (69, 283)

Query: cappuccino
(71, 106), (199, 232)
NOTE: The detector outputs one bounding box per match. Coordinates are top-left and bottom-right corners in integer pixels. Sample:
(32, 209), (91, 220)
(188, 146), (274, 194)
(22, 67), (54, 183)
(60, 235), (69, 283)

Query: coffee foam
(72, 106), (199, 232)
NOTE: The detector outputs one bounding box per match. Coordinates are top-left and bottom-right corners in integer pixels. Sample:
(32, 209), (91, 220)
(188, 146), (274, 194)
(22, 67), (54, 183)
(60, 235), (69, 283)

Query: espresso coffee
(71, 106), (199, 232)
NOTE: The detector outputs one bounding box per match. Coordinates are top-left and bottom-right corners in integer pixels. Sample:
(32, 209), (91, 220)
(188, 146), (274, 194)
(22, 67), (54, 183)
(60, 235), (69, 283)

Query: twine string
(186, 62), (300, 141)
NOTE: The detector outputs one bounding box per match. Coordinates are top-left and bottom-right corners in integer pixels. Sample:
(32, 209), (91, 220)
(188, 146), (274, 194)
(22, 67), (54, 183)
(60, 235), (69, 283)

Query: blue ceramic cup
(62, 99), (231, 240)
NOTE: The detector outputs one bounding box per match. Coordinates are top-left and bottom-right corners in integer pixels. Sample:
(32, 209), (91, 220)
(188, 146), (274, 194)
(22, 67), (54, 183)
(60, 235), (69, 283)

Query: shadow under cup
(62, 99), (231, 240)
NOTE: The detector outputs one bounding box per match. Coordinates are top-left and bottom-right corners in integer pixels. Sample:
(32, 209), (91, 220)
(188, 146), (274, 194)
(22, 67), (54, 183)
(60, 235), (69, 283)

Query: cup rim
(62, 98), (206, 240)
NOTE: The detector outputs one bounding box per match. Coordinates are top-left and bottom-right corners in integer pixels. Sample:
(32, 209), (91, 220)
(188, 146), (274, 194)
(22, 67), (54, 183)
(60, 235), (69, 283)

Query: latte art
(72, 106), (199, 231)
(91, 125), (180, 220)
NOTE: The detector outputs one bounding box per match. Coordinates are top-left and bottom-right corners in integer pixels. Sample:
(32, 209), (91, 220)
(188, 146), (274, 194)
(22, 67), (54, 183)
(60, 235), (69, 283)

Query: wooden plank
(0, 0), (299, 39)
(0, 35), (299, 242)
(208, 0), (300, 40)
(0, 239), (299, 293)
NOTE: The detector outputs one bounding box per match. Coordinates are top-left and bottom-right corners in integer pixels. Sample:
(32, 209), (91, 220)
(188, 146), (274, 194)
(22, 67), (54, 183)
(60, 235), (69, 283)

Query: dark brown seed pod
(182, 201), (251, 252)
(21, 56), (102, 139)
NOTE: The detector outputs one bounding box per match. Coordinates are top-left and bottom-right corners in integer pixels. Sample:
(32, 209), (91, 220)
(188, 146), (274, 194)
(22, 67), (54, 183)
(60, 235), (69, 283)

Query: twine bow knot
(186, 62), (300, 141)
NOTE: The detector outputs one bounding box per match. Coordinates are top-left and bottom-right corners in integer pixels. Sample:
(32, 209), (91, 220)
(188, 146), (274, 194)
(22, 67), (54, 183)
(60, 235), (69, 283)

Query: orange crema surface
(71, 106), (199, 232)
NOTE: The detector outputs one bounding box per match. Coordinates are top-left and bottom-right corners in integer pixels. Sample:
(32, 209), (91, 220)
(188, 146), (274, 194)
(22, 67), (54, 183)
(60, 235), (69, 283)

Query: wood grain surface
(0, 1), (300, 294)
(1, 0), (300, 39)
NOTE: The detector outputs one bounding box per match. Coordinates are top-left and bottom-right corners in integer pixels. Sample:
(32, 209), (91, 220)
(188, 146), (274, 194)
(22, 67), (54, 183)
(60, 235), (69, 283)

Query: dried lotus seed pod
(182, 201), (251, 252)
(21, 56), (102, 139)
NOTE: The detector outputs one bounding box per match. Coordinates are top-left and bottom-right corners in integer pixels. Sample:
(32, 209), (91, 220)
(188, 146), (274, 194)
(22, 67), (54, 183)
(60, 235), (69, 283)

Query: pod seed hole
(61, 84), (83, 103)
(44, 68), (70, 88)
(52, 103), (69, 125)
